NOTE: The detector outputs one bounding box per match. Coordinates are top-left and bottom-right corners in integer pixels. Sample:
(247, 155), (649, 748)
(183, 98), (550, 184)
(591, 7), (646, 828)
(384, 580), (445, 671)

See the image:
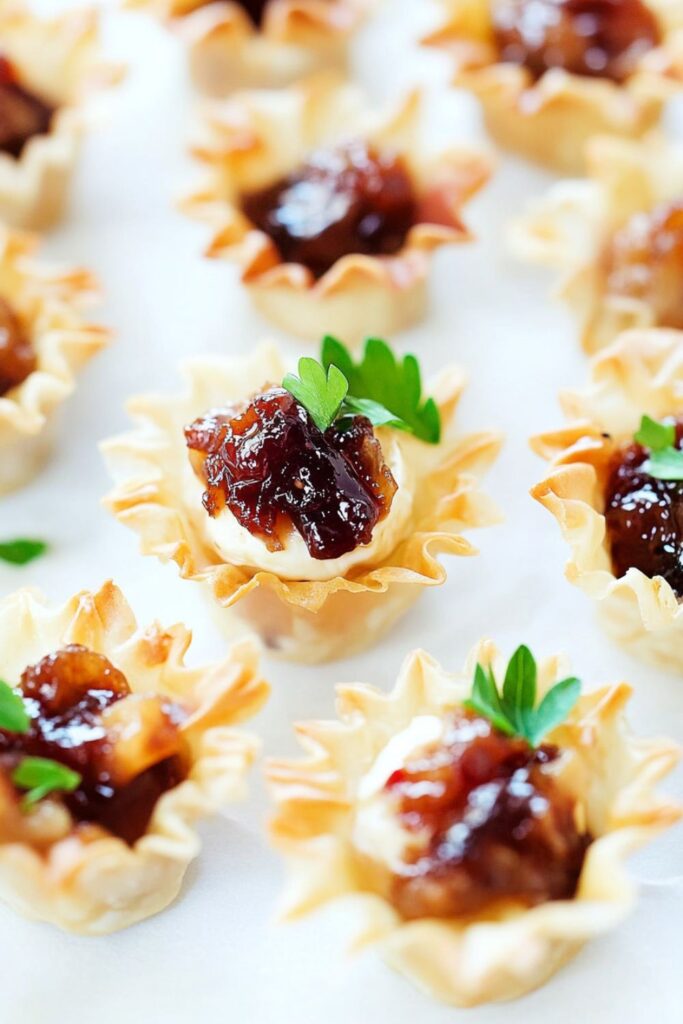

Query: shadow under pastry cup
(102, 344), (502, 664)
(531, 326), (683, 669)
(510, 133), (683, 354)
(0, 3), (122, 229)
(424, 0), (683, 175)
(266, 640), (680, 1006)
(0, 226), (108, 495)
(130, 0), (372, 96)
(182, 75), (492, 344)
(0, 581), (268, 935)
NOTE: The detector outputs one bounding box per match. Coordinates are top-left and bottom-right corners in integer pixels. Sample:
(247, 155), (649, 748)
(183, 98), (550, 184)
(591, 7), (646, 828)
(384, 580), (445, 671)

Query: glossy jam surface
(0, 55), (55, 159)
(604, 200), (683, 329)
(491, 0), (661, 83)
(0, 297), (35, 396)
(0, 646), (188, 844)
(240, 141), (418, 278)
(185, 387), (397, 560)
(385, 712), (587, 919)
(605, 419), (683, 594)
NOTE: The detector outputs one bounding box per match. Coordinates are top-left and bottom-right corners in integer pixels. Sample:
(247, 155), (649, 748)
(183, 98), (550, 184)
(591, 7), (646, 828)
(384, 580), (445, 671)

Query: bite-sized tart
(102, 340), (502, 663)
(0, 581), (268, 934)
(531, 326), (683, 668)
(0, 227), (107, 495)
(511, 133), (683, 353)
(129, 0), (371, 96)
(267, 640), (680, 1006)
(425, 0), (683, 174)
(182, 76), (492, 343)
(0, 2), (120, 228)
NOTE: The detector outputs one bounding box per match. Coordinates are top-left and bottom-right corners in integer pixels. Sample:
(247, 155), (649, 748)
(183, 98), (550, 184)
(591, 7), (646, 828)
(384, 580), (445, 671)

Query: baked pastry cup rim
(0, 580), (268, 934)
(266, 640), (680, 1006)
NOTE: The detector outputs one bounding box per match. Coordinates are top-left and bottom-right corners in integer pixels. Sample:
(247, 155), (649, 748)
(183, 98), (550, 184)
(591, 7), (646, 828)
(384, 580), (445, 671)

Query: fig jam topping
(604, 200), (683, 330)
(0, 55), (55, 159)
(240, 141), (418, 279)
(185, 386), (397, 561)
(0, 646), (188, 845)
(491, 0), (661, 83)
(605, 419), (683, 594)
(0, 296), (35, 395)
(235, 0), (270, 25)
(384, 712), (588, 919)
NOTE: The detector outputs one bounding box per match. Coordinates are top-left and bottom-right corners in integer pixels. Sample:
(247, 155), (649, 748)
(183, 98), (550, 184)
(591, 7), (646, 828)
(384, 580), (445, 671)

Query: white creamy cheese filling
(187, 427), (416, 582)
(352, 715), (445, 873)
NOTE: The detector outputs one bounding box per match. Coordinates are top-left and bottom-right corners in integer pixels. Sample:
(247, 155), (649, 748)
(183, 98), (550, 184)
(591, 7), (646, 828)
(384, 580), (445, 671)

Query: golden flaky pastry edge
(182, 75), (492, 343)
(425, 0), (683, 174)
(531, 326), (683, 668)
(0, 581), (268, 934)
(0, 226), (108, 494)
(102, 344), (502, 663)
(266, 640), (680, 1006)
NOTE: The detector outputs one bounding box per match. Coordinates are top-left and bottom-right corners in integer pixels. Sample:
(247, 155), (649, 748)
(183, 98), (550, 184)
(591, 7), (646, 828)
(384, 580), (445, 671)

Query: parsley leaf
(464, 646), (581, 747)
(12, 756), (81, 810)
(283, 357), (348, 433)
(634, 415), (683, 480)
(322, 336), (441, 444)
(0, 539), (47, 566)
(634, 415), (675, 452)
(0, 680), (30, 734)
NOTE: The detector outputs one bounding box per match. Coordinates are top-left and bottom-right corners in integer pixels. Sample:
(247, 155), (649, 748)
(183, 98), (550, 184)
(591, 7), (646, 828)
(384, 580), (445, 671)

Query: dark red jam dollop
(185, 386), (397, 561)
(0, 296), (35, 395)
(0, 646), (188, 845)
(491, 0), (661, 83)
(0, 55), (55, 159)
(384, 712), (588, 919)
(605, 419), (683, 594)
(235, 0), (270, 26)
(604, 200), (683, 330)
(240, 141), (418, 279)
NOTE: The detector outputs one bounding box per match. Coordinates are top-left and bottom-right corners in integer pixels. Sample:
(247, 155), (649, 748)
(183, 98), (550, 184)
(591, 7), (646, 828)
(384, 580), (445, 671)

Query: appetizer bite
(425, 0), (683, 173)
(0, 582), (267, 934)
(183, 76), (491, 343)
(511, 133), (683, 352)
(103, 340), (502, 663)
(128, 0), (370, 96)
(0, 227), (107, 495)
(0, 2), (120, 228)
(267, 640), (679, 1005)
(532, 326), (683, 668)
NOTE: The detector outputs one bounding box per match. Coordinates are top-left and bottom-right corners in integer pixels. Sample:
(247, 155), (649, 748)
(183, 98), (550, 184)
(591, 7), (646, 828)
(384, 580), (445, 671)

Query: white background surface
(2, 2), (682, 1021)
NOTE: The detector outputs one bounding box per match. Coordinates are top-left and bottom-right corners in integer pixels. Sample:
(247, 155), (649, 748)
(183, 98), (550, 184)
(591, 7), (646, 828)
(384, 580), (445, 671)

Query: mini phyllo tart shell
(102, 345), (502, 664)
(182, 76), (491, 344)
(425, 0), (683, 174)
(0, 3), (121, 229)
(531, 327), (683, 669)
(0, 581), (267, 934)
(266, 640), (680, 1006)
(510, 133), (683, 353)
(0, 227), (107, 495)
(131, 0), (371, 96)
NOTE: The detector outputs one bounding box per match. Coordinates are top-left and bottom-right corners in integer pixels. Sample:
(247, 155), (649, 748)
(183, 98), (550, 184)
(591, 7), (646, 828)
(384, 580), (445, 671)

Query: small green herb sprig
(634, 415), (683, 481)
(0, 678), (82, 810)
(464, 645), (581, 748)
(0, 539), (47, 566)
(282, 336), (441, 443)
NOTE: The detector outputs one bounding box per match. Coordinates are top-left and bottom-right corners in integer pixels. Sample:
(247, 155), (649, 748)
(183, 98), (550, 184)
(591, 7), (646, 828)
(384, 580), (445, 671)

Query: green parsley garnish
(464, 645), (581, 748)
(11, 756), (81, 810)
(635, 415), (683, 481)
(0, 680), (30, 734)
(282, 336), (441, 444)
(0, 539), (48, 566)
(282, 358), (348, 433)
